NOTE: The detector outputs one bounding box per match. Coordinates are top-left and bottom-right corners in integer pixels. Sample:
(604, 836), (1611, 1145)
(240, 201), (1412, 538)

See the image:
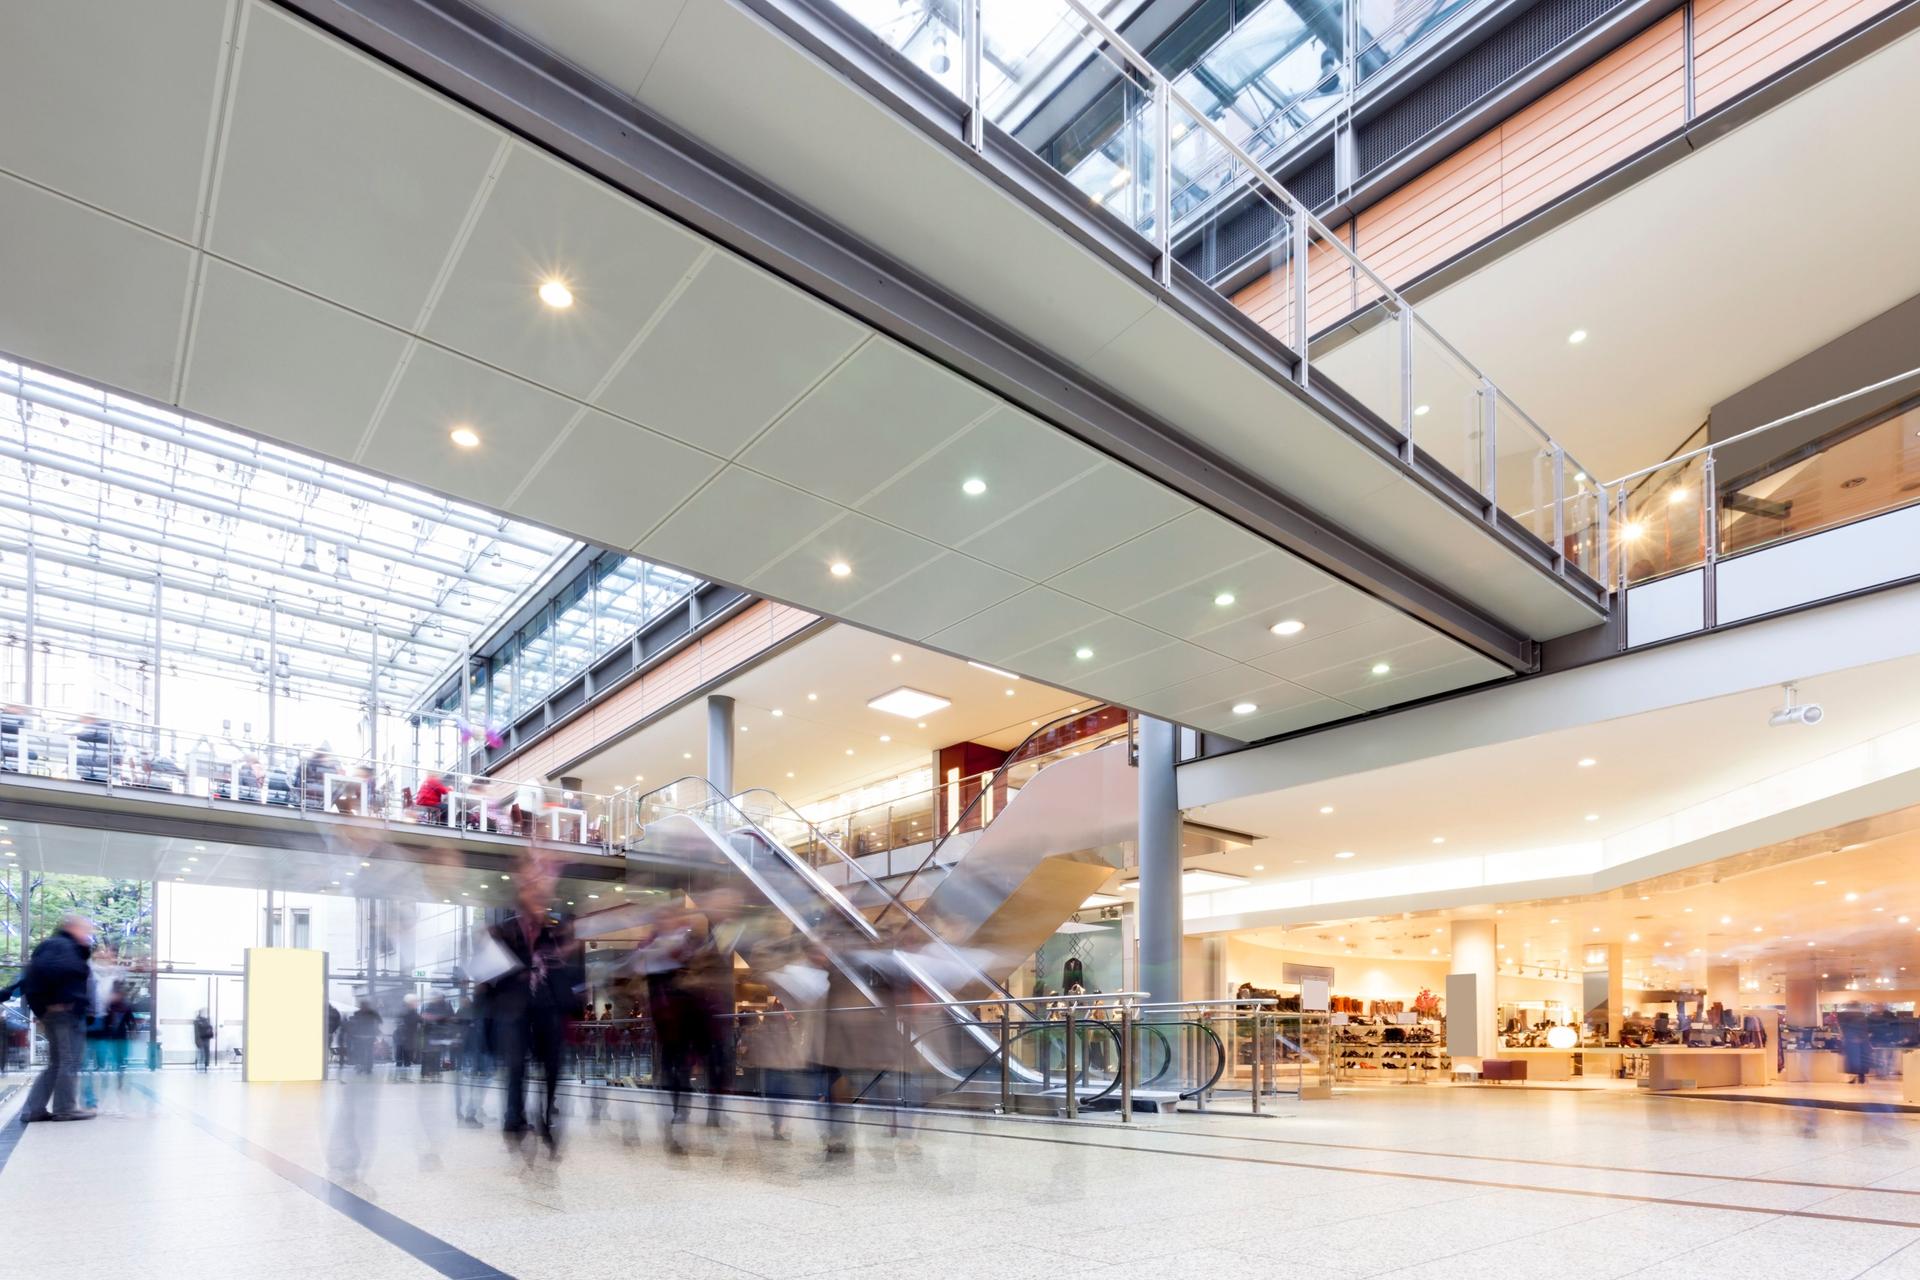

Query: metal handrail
(1602, 363), (1920, 488)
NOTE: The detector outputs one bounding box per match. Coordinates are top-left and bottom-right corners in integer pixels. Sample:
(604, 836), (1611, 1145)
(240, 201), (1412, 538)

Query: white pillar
(1706, 962), (1741, 1011)
(706, 694), (735, 797)
(1450, 918), (1497, 1059)
(1137, 717), (1182, 1009)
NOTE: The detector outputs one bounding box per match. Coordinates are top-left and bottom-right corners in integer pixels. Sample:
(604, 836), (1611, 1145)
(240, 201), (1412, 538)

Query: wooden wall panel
(1695, 0), (1887, 109)
(490, 599), (818, 783)
(1226, 0), (1892, 337)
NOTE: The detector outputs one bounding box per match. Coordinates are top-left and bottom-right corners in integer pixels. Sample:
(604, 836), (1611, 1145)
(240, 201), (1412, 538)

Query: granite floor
(4, 1070), (1920, 1279)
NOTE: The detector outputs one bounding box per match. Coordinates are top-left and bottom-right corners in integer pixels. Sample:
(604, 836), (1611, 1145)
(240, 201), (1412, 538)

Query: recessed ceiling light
(808, 693), (818, 701)
(1584, 813), (1599, 822)
(187, 855), (198, 862)
(1319, 805), (1334, 815)
(1334, 850), (1355, 860)
(1074, 646), (1094, 660)
(1591, 927), (1601, 934)
(1720, 915), (1733, 924)
(890, 653), (903, 663)
(1874, 906), (1885, 913)
(1252, 864), (1265, 871)
(1568, 329), (1588, 344)
(1577, 757), (1596, 768)
(961, 477), (987, 496)
(1628, 933), (1640, 942)
(1683, 907), (1693, 913)
(879, 735), (891, 743)
(771, 709), (783, 718)
(361, 861), (370, 868)
(1005, 688), (1015, 697)
(868, 687), (951, 719)
(1845, 891), (1859, 902)
(845, 748), (855, 756)
(916, 721), (926, 729)
(786, 771), (795, 779)
(682, 752), (692, 760)
(634, 773), (644, 781)
(1431, 837), (1445, 845)
(1370, 662), (1391, 675)
(1413, 404), (1430, 416)
(449, 425), (480, 449)
(828, 561), (852, 578)
(537, 278), (574, 309)
(1270, 619), (1305, 637)
(1231, 702), (1257, 715)
(192, 844), (205, 851)
(1214, 592), (1236, 607)
(1813, 879), (1826, 886)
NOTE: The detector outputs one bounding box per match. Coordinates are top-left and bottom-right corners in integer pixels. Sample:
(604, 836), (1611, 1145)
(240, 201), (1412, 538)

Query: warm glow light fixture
(961, 477), (987, 496)
(867, 687), (951, 719)
(537, 278), (574, 309)
(1271, 619), (1305, 636)
(448, 425), (480, 449)
(828, 561), (852, 577)
(1232, 702), (1256, 715)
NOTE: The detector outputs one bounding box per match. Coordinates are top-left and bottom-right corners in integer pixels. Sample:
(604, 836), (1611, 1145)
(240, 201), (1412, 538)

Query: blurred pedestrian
(394, 993), (422, 1081)
(455, 980), (492, 1128)
(194, 1009), (215, 1071)
(20, 914), (97, 1123)
(343, 998), (381, 1075)
(491, 852), (584, 1153)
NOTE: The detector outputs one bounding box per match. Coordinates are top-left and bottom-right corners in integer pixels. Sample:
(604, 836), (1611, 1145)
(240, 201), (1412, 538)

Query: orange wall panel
(1695, 0), (1888, 109)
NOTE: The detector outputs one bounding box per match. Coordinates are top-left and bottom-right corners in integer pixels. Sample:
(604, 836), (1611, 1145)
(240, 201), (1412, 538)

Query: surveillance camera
(1767, 684), (1823, 727)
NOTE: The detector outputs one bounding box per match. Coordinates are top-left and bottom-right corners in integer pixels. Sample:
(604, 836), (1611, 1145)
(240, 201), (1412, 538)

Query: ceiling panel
(635, 465), (840, 584)
(958, 461), (1191, 581)
(1009, 611), (1169, 686)
(210, 4), (503, 328)
(747, 511), (943, 612)
(1250, 612), (1443, 685)
(838, 550), (1027, 642)
(363, 342), (578, 506)
(182, 259), (411, 460)
(1286, 633), (1467, 701)
(0, 173), (193, 402)
(1048, 508), (1269, 613)
(596, 254), (864, 459)
(857, 405), (1102, 544)
(1339, 653), (1506, 712)
(0, 0), (229, 241)
(1076, 640), (1238, 702)
(925, 586), (1107, 667)
(512, 409), (723, 548)
(737, 338), (994, 506)
(423, 144), (706, 399)
(1186, 585), (1396, 663)
(1121, 548), (1335, 642)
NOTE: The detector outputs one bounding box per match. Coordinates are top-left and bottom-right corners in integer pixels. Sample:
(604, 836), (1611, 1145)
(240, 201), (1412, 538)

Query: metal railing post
(1063, 1004), (1078, 1120)
(1119, 1003), (1134, 1124)
(1250, 1009), (1263, 1115)
(1551, 446), (1567, 570)
(999, 1005), (1013, 1114)
(1291, 212), (1311, 387)
(962, 0), (983, 150)
(1480, 377), (1499, 515)
(1702, 452), (1719, 628)
(1596, 472), (1612, 590)
(1153, 79), (1172, 287)
(1398, 307), (1415, 462)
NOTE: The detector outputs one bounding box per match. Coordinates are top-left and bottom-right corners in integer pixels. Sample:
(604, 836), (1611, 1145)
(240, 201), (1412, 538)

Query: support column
(1136, 717), (1182, 1009)
(706, 694), (735, 797)
(1785, 976), (1820, 1026)
(1582, 942), (1623, 1041)
(1706, 962), (1741, 1012)
(1449, 919), (1497, 1060)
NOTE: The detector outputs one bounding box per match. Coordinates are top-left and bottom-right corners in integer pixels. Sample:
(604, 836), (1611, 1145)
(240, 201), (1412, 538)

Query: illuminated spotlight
(448, 425), (480, 449)
(537, 278), (574, 309)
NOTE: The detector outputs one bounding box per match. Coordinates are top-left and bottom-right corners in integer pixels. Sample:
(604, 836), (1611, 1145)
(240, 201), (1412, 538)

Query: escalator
(619, 714), (1223, 1112)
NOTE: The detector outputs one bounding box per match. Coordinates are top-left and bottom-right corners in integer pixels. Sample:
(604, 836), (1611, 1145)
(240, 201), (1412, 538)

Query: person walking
(20, 914), (97, 1123)
(491, 853), (583, 1153)
(193, 1010), (215, 1071)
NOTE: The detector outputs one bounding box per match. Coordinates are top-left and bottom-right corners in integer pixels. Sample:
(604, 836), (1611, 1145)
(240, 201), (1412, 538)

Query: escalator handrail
(871, 707), (1133, 930)
(1132, 1019), (1229, 1100)
(852, 1017), (1127, 1108)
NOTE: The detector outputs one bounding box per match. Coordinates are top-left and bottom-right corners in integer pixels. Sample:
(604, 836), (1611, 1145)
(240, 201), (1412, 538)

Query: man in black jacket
(491, 852), (583, 1151)
(20, 914), (96, 1123)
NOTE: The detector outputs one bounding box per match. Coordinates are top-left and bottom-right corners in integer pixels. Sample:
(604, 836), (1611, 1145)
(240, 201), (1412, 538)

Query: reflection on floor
(5, 1070), (1920, 1278)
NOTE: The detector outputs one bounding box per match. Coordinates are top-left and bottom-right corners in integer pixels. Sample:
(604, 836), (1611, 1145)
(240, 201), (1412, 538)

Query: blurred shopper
(394, 993), (422, 1081)
(491, 852), (584, 1152)
(92, 983), (135, 1111)
(325, 1003), (343, 1079)
(421, 988), (456, 1081)
(330, 996), (384, 1184)
(193, 1009), (215, 1071)
(455, 980), (493, 1129)
(343, 997), (382, 1075)
(20, 914), (97, 1123)
(1840, 1011), (1873, 1085)
(413, 772), (450, 825)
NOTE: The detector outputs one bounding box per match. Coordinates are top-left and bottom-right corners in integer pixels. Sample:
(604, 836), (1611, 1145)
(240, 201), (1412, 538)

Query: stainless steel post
(999, 1005), (1012, 1114)
(963, 0), (983, 150)
(1250, 1010), (1263, 1115)
(1702, 452), (1719, 627)
(1119, 1004), (1134, 1124)
(266, 601), (278, 744)
(1063, 1004), (1078, 1120)
(1399, 307), (1415, 459)
(23, 542), (35, 706)
(150, 575), (163, 750)
(1480, 376), (1499, 512)
(366, 620), (380, 765)
(1154, 80), (1171, 287)
(1551, 447), (1568, 569)
(1292, 213), (1310, 387)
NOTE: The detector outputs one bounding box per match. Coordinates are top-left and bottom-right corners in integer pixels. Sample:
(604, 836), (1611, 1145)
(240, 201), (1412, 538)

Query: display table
(1497, 1046), (1766, 1088)
(1785, 1048), (1847, 1084)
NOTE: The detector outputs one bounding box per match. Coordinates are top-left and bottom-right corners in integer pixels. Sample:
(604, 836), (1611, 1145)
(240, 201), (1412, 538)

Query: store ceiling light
(1370, 662), (1391, 675)
(961, 477), (987, 497)
(1585, 813), (1599, 822)
(1074, 646), (1094, 660)
(1577, 757), (1596, 768)
(1845, 891), (1859, 901)
(1431, 836), (1445, 845)
(771, 709), (783, 717)
(448, 425), (480, 449)
(1319, 805), (1334, 815)
(1334, 850), (1356, 860)
(828, 561), (852, 578)
(1270, 619), (1305, 637)
(967, 661), (1017, 680)
(1568, 329), (1588, 344)
(1231, 702), (1257, 715)
(1081, 893), (1125, 909)
(1213, 592), (1235, 607)
(867, 687), (951, 719)
(537, 278), (574, 309)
